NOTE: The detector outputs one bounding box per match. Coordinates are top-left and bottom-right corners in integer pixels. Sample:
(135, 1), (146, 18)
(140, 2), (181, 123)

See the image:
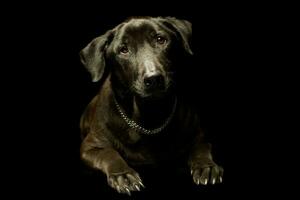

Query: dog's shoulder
(80, 77), (113, 136)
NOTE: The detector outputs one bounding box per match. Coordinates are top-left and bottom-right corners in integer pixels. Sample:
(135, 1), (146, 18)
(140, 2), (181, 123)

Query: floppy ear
(162, 17), (193, 55)
(79, 30), (113, 82)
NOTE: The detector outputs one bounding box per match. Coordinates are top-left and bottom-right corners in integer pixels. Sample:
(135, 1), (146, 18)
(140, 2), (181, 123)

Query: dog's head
(80, 17), (192, 98)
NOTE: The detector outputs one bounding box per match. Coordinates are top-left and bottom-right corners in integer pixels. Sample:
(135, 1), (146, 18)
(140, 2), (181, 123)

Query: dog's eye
(156, 35), (167, 44)
(119, 46), (129, 54)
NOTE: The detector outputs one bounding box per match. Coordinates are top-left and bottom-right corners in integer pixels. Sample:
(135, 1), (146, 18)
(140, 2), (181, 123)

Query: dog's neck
(112, 86), (176, 129)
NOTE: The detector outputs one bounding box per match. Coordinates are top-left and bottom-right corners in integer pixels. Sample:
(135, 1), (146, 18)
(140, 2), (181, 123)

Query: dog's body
(80, 17), (223, 195)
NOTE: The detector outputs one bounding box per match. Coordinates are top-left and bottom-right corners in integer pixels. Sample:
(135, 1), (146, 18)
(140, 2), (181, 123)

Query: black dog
(79, 16), (223, 195)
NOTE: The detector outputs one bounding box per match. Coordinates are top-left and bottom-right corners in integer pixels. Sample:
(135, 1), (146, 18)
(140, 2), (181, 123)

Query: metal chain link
(114, 97), (177, 135)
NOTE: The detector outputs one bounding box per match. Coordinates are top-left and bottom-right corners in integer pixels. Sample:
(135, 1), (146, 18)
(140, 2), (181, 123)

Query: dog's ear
(79, 30), (113, 82)
(162, 17), (193, 55)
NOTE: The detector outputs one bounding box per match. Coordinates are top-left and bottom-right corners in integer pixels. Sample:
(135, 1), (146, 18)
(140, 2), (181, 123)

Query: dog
(79, 16), (223, 195)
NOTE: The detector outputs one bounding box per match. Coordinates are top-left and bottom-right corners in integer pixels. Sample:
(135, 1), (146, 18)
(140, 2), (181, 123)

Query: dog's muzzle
(133, 72), (170, 98)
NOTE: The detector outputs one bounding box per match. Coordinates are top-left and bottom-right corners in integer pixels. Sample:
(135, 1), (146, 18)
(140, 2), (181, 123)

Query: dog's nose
(144, 73), (164, 89)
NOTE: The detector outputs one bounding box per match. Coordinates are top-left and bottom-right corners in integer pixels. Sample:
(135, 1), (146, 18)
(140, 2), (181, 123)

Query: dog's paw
(107, 170), (144, 195)
(190, 159), (224, 185)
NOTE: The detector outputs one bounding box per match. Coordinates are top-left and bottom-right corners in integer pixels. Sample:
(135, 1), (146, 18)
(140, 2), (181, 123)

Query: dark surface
(3, 4), (272, 198)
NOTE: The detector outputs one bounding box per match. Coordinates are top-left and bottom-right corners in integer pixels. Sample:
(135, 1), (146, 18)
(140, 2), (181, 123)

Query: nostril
(144, 77), (154, 87)
(144, 79), (152, 87)
(157, 75), (164, 84)
(145, 76), (155, 84)
(144, 74), (164, 89)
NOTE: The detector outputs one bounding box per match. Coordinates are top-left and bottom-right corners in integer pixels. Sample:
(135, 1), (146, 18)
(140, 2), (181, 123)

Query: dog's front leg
(80, 133), (144, 195)
(188, 130), (224, 185)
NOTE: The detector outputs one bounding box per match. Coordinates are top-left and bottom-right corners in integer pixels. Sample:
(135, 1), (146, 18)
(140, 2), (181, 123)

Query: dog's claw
(125, 188), (131, 196)
(191, 169), (193, 175)
(196, 179), (200, 185)
(116, 186), (121, 193)
(220, 177), (223, 183)
(204, 179), (208, 185)
(139, 181), (145, 188)
(135, 184), (140, 191)
(212, 178), (216, 184)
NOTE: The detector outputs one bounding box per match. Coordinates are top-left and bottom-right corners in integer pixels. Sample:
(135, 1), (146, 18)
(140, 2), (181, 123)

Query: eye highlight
(119, 45), (129, 54)
(156, 35), (167, 44)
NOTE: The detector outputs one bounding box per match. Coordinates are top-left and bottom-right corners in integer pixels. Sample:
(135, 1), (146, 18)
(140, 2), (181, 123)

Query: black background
(3, 2), (281, 199)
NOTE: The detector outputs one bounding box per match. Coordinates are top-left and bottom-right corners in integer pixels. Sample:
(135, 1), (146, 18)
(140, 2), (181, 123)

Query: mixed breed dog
(79, 16), (223, 195)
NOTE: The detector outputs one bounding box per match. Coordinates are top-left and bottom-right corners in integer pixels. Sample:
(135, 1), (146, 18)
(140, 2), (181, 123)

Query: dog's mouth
(133, 86), (167, 99)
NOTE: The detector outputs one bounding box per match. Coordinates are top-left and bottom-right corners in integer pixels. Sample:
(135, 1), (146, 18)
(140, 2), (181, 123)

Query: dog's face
(80, 17), (192, 98)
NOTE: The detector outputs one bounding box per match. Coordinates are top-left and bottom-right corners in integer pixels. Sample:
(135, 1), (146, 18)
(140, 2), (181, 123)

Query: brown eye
(120, 46), (129, 54)
(156, 35), (166, 44)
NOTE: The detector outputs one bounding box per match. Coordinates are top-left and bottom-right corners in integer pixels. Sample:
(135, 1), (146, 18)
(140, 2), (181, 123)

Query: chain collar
(114, 96), (177, 135)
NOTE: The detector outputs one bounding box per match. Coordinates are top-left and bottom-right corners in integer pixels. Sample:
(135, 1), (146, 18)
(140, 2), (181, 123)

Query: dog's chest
(127, 129), (142, 143)
(122, 126), (191, 165)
